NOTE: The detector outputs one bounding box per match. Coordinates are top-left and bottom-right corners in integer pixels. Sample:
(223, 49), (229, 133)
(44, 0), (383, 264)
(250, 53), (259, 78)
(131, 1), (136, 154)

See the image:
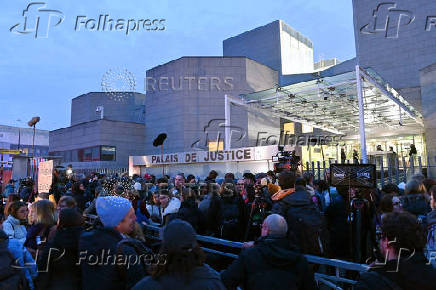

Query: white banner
(38, 160), (53, 193)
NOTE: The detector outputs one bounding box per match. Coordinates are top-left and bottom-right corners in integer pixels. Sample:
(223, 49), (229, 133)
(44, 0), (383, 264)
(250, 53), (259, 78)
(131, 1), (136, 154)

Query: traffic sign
(0, 150), (21, 155)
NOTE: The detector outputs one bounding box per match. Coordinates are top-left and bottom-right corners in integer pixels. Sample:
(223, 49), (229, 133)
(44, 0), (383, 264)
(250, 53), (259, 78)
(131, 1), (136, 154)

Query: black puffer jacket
(35, 226), (83, 290)
(221, 236), (316, 290)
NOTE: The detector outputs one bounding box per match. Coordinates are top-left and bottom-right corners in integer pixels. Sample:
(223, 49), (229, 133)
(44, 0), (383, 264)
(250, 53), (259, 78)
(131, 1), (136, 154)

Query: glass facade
(50, 145), (116, 162)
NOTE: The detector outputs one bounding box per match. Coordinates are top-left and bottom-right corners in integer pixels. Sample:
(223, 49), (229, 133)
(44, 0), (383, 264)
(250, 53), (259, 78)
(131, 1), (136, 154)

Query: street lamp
(16, 119), (22, 151)
(27, 116), (40, 158)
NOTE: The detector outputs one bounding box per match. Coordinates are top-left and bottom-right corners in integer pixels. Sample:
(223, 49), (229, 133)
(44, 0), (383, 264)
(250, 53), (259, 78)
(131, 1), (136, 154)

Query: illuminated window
(208, 140), (224, 151)
(302, 124), (313, 133)
(283, 122), (294, 134)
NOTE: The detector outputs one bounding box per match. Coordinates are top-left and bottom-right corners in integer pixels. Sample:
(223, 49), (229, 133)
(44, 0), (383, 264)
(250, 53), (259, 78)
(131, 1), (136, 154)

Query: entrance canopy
(238, 67), (424, 138)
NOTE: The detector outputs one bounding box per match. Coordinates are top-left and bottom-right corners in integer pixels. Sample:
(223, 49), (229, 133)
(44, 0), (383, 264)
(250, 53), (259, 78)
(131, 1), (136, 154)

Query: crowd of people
(1, 168), (436, 289)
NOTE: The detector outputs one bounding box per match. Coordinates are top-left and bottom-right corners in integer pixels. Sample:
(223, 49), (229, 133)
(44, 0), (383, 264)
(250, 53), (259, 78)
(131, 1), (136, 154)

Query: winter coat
(24, 223), (55, 252)
(35, 226), (83, 290)
(160, 197), (180, 224)
(2, 184), (15, 198)
(325, 193), (351, 260)
(171, 199), (207, 234)
(132, 264), (225, 290)
(221, 236), (316, 290)
(7, 238), (38, 289)
(425, 209), (436, 268)
(271, 186), (311, 216)
(355, 252), (436, 290)
(2, 215), (27, 243)
(79, 226), (148, 290)
(146, 204), (161, 223)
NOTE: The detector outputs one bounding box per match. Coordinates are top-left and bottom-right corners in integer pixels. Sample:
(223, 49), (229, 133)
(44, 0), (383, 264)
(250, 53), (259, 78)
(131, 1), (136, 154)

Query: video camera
(272, 145), (301, 173)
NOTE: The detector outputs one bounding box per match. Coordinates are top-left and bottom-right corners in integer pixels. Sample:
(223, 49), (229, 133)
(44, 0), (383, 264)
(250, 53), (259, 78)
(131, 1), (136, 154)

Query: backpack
(286, 203), (328, 256)
(400, 194), (429, 216)
(219, 198), (240, 239)
(0, 250), (29, 290)
(115, 238), (151, 282)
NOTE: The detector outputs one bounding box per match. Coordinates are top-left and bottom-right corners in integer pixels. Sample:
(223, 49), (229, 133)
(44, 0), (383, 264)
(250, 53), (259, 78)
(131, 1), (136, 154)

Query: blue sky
(0, 0), (355, 131)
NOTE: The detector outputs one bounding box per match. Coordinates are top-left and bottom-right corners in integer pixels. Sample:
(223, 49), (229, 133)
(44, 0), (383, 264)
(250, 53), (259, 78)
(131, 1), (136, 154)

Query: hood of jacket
(279, 186), (312, 207)
(271, 188), (295, 201)
(255, 236), (302, 267)
(162, 197), (181, 216)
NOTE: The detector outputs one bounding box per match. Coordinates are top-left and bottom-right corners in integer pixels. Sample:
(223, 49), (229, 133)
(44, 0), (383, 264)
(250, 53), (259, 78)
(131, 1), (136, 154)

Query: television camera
(272, 145), (301, 173)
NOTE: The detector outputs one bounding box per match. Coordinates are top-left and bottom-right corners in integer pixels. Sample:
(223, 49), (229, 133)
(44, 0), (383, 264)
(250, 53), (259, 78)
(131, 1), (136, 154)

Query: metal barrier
(80, 212), (367, 290)
(140, 223), (369, 289)
(84, 211), (369, 289)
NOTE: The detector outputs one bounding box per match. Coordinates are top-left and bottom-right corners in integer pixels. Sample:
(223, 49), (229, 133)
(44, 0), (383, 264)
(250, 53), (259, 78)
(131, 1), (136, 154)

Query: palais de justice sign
(148, 148), (253, 165)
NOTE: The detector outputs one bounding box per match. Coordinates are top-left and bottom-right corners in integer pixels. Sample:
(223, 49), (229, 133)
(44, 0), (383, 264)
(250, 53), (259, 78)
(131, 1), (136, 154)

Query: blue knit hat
(96, 196), (132, 228)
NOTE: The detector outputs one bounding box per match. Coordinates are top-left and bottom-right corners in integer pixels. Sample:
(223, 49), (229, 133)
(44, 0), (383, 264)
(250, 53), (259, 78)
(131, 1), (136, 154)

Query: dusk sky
(0, 0), (355, 131)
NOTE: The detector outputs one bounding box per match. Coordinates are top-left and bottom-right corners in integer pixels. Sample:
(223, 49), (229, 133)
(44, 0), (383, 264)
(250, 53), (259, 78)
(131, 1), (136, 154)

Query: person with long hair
(2, 201), (28, 243)
(35, 208), (84, 290)
(24, 199), (56, 256)
(3, 193), (20, 220)
(133, 219), (225, 289)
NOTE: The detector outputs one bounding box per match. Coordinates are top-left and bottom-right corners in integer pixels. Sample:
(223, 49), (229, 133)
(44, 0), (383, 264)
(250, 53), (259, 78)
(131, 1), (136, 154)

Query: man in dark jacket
(355, 212), (436, 290)
(79, 196), (149, 290)
(221, 214), (316, 290)
(272, 172), (327, 256)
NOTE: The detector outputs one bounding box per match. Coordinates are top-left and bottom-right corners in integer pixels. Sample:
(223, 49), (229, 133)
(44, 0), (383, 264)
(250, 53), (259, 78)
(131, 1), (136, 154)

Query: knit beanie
(96, 196), (132, 228)
(162, 219), (197, 251)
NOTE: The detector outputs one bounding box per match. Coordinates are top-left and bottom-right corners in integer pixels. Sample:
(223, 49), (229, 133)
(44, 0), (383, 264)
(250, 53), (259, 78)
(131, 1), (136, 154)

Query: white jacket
(160, 197), (181, 220)
(3, 215), (27, 243)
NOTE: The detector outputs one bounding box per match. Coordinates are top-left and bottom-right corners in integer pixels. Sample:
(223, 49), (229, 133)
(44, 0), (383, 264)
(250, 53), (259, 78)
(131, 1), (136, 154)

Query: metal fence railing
(139, 222), (369, 289)
(84, 206), (370, 289)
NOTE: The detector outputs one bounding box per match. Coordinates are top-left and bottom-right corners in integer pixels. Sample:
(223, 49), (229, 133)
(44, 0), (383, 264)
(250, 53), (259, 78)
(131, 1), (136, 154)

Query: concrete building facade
(0, 125), (49, 168)
(145, 57), (280, 155)
(223, 20), (314, 82)
(49, 92), (146, 170)
(352, 0), (436, 169)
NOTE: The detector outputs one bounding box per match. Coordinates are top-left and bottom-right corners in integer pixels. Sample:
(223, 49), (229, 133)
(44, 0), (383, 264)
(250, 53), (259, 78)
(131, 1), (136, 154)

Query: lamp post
(16, 119), (22, 151)
(28, 117), (40, 159)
